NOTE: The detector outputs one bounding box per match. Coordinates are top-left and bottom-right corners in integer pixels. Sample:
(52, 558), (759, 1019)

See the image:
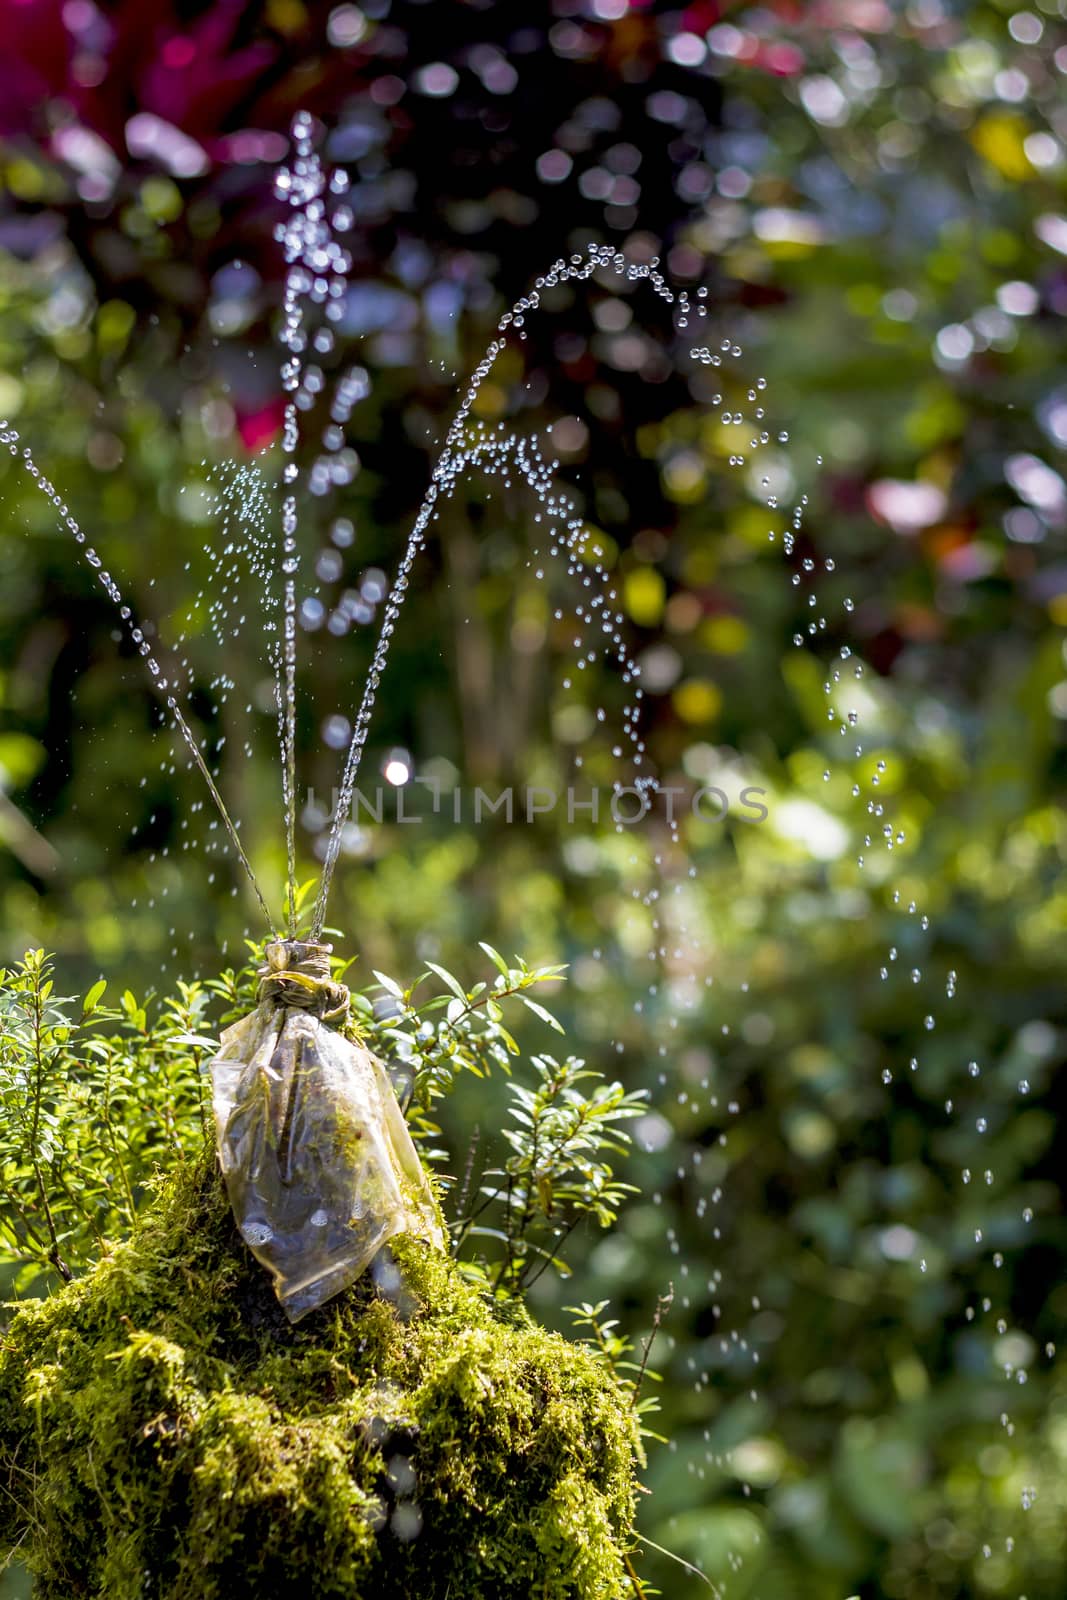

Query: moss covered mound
(0, 1158), (641, 1599)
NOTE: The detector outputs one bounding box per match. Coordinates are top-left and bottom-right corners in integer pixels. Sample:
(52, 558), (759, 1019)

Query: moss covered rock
(0, 1158), (641, 1598)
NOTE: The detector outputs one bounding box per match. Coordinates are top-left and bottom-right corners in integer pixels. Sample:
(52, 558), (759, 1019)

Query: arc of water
(310, 241), (695, 938)
(434, 425), (645, 721)
(274, 114), (357, 937)
(0, 424), (277, 935)
(276, 113), (317, 937)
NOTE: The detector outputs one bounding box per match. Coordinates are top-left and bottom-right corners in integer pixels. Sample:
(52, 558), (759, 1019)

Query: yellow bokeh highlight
(636, 420), (661, 458)
(0, 374), (23, 417)
(141, 176), (182, 223)
(266, 0), (307, 31)
(970, 113), (1034, 181)
(846, 283), (881, 317)
(673, 678), (722, 724)
(97, 300), (136, 356)
(701, 415), (738, 458)
(471, 381), (507, 419)
(980, 227), (1021, 266)
(623, 567), (665, 627)
(701, 615), (749, 654)
(731, 504), (783, 548)
(4, 158), (52, 201)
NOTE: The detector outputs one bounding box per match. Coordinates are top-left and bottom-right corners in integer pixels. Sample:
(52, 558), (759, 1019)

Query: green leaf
(424, 962), (466, 1001)
(520, 996), (565, 1032)
(81, 979), (107, 1017)
(478, 942), (511, 977)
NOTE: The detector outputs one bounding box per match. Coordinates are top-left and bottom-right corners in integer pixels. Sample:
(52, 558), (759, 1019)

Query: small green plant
(0, 949), (209, 1288)
(455, 1051), (648, 1298)
(567, 1289), (674, 1446)
(0, 943), (647, 1308)
(353, 940), (573, 1147)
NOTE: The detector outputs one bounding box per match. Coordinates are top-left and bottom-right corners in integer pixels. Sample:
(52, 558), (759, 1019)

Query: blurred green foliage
(1, 1), (1066, 1596)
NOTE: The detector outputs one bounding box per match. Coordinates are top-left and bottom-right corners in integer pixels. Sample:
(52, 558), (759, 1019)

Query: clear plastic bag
(208, 940), (444, 1321)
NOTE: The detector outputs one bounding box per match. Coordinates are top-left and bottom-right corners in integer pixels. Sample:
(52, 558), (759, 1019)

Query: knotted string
(257, 939), (350, 1024)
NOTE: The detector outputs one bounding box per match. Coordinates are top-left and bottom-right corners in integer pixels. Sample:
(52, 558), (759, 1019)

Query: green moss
(0, 1157), (642, 1598)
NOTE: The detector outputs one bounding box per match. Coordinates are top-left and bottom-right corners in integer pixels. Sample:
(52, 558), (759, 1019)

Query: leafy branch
(452, 1051), (647, 1301)
(567, 1289), (676, 1599)
(567, 1287), (674, 1444)
(354, 942), (568, 1153)
(0, 951), (208, 1289)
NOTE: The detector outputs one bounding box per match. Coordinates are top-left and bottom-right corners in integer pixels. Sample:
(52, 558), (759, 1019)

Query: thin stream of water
(0, 423), (276, 934)
(273, 114), (366, 932)
(310, 240), (704, 937)
(277, 113), (326, 935)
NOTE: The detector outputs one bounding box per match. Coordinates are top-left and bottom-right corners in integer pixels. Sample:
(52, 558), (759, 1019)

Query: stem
(450, 1126), (481, 1252)
(0, 1184), (49, 1256)
(490, 1173), (517, 1295)
(492, 1079), (552, 1296)
(622, 1550), (648, 1599)
(194, 1048), (211, 1144)
(521, 1214), (581, 1292)
(31, 1162), (70, 1283)
(452, 1175), (507, 1244)
(26, 976), (70, 1282)
(514, 1093), (597, 1294)
(635, 1534), (716, 1592)
(489, 1065), (594, 1295)
(631, 1285), (674, 1411)
(101, 1048), (138, 1230)
(438, 978), (532, 1038)
(409, 976), (546, 1117)
(55, 1165), (107, 1252)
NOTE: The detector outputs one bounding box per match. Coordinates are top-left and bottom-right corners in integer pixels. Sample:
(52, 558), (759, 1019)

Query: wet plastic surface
(208, 941), (444, 1320)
